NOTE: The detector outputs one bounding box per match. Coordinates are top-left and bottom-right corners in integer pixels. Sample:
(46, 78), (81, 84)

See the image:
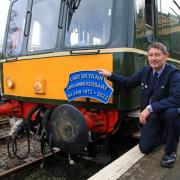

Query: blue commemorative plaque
(64, 71), (113, 104)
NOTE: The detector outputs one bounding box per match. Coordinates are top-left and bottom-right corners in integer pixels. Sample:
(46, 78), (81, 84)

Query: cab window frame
(26, 0), (61, 54)
(63, 0), (114, 49)
(4, 0), (28, 57)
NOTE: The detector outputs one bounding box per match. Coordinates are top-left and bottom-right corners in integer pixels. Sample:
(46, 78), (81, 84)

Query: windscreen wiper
(66, 0), (81, 30)
(173, 0), (180, 10)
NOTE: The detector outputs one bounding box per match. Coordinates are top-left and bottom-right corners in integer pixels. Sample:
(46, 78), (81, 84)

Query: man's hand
(140, 108), (151, 124)
(98, 69), (112, 78)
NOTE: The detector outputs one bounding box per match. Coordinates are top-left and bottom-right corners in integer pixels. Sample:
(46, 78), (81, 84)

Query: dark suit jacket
(108, 63), (180, 112)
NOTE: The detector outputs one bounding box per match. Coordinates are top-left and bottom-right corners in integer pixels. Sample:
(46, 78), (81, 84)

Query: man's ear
(165, 52), (169, 59)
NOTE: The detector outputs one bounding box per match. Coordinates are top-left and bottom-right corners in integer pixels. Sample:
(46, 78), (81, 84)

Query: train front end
(0, 0), (144, 157)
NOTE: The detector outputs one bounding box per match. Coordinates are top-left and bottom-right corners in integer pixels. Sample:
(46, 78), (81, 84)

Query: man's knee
(139, 143), (153, 154)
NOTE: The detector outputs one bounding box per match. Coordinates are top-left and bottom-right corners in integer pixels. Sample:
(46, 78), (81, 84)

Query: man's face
(147, 48), (168, 71)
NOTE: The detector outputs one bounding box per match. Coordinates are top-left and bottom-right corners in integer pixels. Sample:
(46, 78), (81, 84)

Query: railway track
(0, 115), (139, 179)
(0, 132), (44, 178)
(0, 150), (108, 180)
(0, 135), (9, 142)
(0, 116), (50, 179)
(0, 153), (53, 179)
(0, 139), (106, 180)
(0, 136), (138, 180)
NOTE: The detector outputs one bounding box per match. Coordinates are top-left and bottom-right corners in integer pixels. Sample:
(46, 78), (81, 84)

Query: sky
(0, 0), (10, 52)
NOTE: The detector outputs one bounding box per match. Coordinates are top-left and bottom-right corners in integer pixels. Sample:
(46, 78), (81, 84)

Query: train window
(145, 0), (155, 42)
(161, 0), (180, 54)
(0, 1), (10, 54)
(5, 0), (27, 56)
(145, 0), (154, 27)
(65, 0), (112, 47)
(27, 0), (61, 52)
(169, 0), (180, 54)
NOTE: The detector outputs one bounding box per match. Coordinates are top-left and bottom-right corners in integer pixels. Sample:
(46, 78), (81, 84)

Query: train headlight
(6, 77), (15, 89)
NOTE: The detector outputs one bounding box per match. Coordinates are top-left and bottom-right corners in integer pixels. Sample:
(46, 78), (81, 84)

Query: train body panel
(0, 0), (179, 156)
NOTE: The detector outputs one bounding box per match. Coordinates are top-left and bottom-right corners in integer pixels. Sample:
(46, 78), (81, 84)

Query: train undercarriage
(0, 99), (139, 162)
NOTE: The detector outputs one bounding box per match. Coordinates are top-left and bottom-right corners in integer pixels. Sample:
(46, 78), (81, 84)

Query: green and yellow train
(0, 0), (180, 155)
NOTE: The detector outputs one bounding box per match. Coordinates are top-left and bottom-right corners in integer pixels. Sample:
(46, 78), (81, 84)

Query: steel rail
(0, 153), (53, 179)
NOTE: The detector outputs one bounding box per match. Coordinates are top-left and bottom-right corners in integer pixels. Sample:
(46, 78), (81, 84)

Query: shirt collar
(153, 64), (166, 77)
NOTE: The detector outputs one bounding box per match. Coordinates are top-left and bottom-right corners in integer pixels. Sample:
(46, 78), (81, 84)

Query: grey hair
(147, 42), (168, 54)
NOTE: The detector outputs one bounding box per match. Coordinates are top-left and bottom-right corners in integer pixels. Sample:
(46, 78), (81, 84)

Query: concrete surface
(119, 145), (180, 180)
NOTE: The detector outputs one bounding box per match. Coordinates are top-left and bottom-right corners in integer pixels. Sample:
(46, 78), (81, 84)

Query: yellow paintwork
(33, 78), (46, 94)
(3, 54), (113, 102)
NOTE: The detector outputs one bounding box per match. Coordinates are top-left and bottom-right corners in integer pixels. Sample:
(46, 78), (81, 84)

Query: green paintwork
(1, 0), (180, 111)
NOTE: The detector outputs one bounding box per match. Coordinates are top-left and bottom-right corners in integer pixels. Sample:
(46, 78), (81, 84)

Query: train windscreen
(65, 0), (113, 47)
(5, 0), (27, 56)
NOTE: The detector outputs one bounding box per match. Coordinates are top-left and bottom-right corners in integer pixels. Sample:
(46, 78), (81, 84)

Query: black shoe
(160, 152), (177, 168)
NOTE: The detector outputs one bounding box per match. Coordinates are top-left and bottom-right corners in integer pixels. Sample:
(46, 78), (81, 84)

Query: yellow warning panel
(3, 54), (113, 102)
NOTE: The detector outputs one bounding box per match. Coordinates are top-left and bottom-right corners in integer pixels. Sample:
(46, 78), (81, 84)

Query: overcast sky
(0, 0), (10, 52)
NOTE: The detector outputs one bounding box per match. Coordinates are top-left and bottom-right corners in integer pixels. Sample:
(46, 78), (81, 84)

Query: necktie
(149, 72), (159, 103)
(153, 72), (158, 79)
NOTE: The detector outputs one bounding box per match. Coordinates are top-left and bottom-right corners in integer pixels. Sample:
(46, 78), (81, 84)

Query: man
(98, 42), (180, 168)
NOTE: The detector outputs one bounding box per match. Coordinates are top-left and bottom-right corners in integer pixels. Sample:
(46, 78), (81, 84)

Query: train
(0, 0), (180, 157)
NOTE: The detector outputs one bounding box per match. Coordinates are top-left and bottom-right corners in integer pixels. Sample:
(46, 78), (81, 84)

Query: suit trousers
(139, 108), (180, 154)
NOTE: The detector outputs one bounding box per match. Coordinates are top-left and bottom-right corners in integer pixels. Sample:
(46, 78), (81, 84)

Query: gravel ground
(0, 126), (10, 137)
(1, 137), (108, 180)
(0, 115), (50, 171)
(8, 137), (139, 180)
(0, 131), (103, 180)
(0, 117), (108, 179)
(0, 136), (48, 170)
(0, 115), (139, 180)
